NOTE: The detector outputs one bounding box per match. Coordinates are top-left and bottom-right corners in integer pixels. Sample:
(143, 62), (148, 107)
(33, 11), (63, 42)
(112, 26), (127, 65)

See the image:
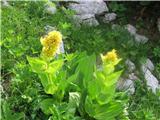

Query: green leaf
(2, 101), (24, 120)
(38, 73), (58, 95)
(60, 72), (79, 91)
(45, 84), (58, 95)
(94, 102), (123, 120)
(38, 73), (49, 88)
(104, 70), (123, 87)
(40, 98), (55, 115)
(85, 96), (95, 117)
(76, 54), (96, 88)
(68, 92), (80, 115)
(27, 56), (47, 73)
(88, 79), (100, 99)
(46, 60), (63, 74)
(97, 85), (116, 104)
(103, 63), (115, 75)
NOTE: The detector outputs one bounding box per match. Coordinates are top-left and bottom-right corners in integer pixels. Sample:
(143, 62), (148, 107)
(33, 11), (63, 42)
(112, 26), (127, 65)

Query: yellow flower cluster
(40, 31), (62, 58)
(101, 49), (118, 62)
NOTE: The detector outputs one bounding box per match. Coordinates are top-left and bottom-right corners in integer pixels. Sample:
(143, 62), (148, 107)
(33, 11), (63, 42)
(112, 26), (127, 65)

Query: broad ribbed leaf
(76, 54), (96, 88)
(46, 60), (63, 74)
(94, 102), (123, 120)
(27, 56), (47, 73)
(40, 99), (55, 115)
(104, 70), (123, 87)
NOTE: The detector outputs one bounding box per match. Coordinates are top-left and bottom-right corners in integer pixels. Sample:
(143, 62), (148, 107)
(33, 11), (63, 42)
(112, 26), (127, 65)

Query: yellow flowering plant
(84, 49), (124, 120)
(27, 31), (66, 96)
(27, 31), (127, 119)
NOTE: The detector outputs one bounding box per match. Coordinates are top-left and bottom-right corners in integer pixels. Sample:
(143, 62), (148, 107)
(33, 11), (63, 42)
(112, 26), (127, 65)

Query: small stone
(125, 24), (137, 36)
(103, 13), (117, 23)
(125, 59), (136, 73)
(135, 34), (148, 44)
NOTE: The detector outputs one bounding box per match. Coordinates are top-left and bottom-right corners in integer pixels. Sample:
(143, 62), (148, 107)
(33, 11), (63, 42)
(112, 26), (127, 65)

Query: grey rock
(57, 41), (65, 54)
(76, 14), (95, 20)
(128, 73), (138, 80)
(143, 69), (159, 93)
(2, 0), (10, 7)
(125, 59), (136, 73)
(125, 24), (148, 44)
(141, 59), (155, 72)
(135, 34), (148, 44)
(103, 13), (117, 23)
(73, 14), (99, 26)
(82, 17), (99, 26)
(68, 1), (108, 15)
(45, 1), (57, 14)
(45, 6), (56, 14)
(68, 0), (108, 26)
(125, 24), (137, 36)
(70, 0), (105, 4)
(117, 78), (135, 94)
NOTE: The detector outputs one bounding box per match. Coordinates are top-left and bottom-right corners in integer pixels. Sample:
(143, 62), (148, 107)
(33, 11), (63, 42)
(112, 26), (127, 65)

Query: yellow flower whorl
(102, 49), (118, 62)
(40, 31), (62, 58)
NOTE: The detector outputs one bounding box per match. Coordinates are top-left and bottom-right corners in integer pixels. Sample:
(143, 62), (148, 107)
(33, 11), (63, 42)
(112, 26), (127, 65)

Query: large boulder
(68, 0), (108, 15)
(68, 0), (108, 26)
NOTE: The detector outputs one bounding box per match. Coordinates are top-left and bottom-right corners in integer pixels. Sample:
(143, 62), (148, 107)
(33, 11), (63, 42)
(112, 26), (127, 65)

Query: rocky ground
(44, 0), (160, 95)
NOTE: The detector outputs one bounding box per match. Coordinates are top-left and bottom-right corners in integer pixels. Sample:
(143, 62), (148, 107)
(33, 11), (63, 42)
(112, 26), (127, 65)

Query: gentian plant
(27, 31), (128, 120)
